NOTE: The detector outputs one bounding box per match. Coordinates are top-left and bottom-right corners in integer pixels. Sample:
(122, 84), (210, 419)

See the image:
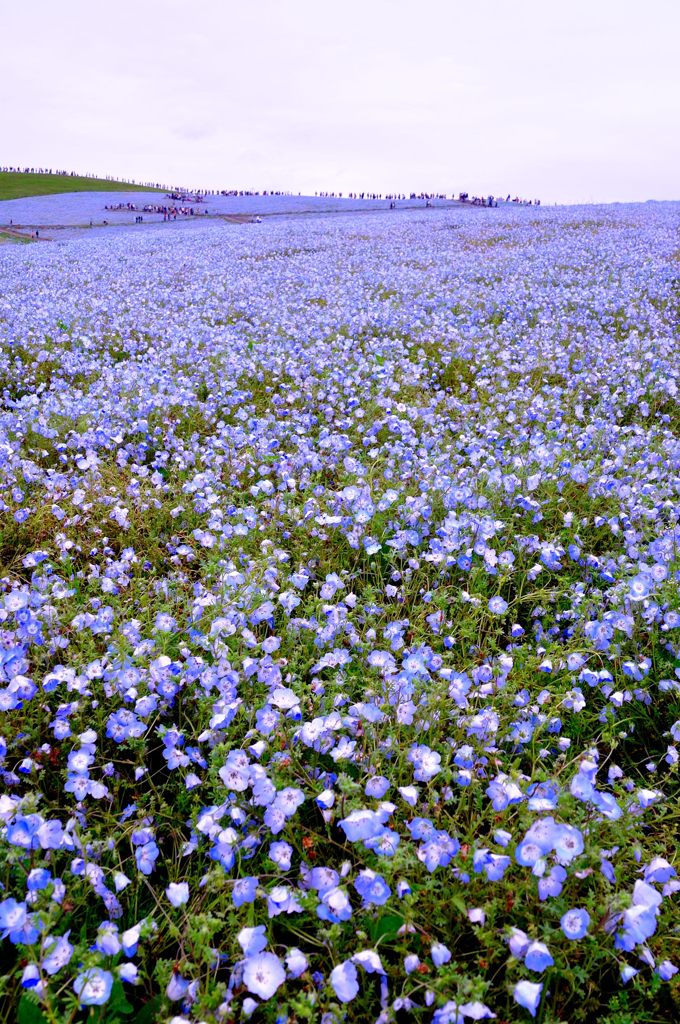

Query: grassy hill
(0, 172), (165, 201)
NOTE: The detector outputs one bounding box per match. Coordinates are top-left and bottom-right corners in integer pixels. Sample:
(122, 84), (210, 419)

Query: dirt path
(0, 226), (51, 242)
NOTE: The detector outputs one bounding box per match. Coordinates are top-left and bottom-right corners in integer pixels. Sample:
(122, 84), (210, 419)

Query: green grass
(0, 172), (164, 201)
(0, 230), (31, 244)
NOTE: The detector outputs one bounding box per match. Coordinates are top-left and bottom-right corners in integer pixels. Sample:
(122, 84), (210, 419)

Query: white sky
(4, 0), (679, 204)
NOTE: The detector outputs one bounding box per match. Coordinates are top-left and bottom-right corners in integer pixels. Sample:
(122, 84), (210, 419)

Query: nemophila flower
(256, 705), (280, 734)
(166, 972), (189, 1001)
(21, 965), (41, 991)
(515, 840), (546, 868)
(364, 826), (401, 857)
(267, 884), (302, 917)
(238, 926), (268, 957)
(432, 1002), (465, 1024)
(431, 941), (452, 966)
(644, 857), (676, 884)
(508, 928), (530, 959)
(269, 841), (293, 870)
(538, 865), (567, 900)
(553, 825), (584, 864)
(95, 922), (121, 955)
(459, 1003), (496, 1020)
(41, 932), (73, 974)
(26, 868), (51, 891)
(135, 840), (159, 874)
(488, 596), (508, 615)
(561, 908), (590, 939)
(524, 941), (553, 972)
(513, 980), (543, 1017)
(166, 882), (189, 907)
(398, 785), (419, 806)
(353, 949), (385, 974)
(286, 947), (308, 977)
(154, 612), (177, 632)
(232, 876), (259, 907)
(0, 898), (28, 940)
(354, 869), (391, 906)
(365, 775), (390, 798)
(339, 808), (386, 842)
(404, 954), (420, 974)
(243, 952), (286, 1000)
(317, 885), (353, 922)
(306, 866), (340, 893)
(656, 960), (678, 980)
(114, 872), (132, 892)
(118, 963), (138, 984)
(628, 574), (652, 601)
(330, 960), (359, 1002)
(74, 968), (114, 1006)
(408, 743), (441, 781)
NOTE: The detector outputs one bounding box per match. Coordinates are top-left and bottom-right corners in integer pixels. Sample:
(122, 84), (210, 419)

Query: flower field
(1, 202), (679, 1023)
(0, 191), (449, 229)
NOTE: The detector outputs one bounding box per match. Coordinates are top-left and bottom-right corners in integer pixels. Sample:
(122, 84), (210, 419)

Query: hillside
(0, 171), (164, 201)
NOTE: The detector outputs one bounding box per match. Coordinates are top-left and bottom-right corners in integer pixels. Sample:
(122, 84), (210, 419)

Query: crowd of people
(167, 192), (205, 202)
(104, 201), (209, 220)
(4, 167), (543, 212)
(218, 189), (294, 197)
(316, 189), (541, 207)
(458, 193), (541, 206)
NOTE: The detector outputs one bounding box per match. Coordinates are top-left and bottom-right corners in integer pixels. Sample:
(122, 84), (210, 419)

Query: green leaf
(369, 912), (404, 942)
(107, 980), (134, 1017)
(18, 995), (48, 1024)
(136, 994), (165, 1024)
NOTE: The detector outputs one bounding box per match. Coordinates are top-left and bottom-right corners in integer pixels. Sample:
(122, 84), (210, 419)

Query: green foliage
(0, 172), (163, 201)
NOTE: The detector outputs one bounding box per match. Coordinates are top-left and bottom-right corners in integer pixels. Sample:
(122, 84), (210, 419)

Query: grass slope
(0, 172), (164, 201)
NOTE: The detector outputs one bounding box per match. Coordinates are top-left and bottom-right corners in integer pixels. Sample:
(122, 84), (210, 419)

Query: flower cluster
(0, 200), (679, 1021)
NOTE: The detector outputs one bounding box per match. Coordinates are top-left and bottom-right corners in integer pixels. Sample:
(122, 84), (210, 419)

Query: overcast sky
(4, 0), (679, 204)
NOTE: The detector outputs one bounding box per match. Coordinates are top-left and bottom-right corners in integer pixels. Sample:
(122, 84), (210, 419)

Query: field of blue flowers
(0, 202), (679, 1023)
(0, 191), (451, 228)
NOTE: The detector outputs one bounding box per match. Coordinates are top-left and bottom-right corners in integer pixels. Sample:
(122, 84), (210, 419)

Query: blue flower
(330, 960), (359, 1003)
(513, 980), (543, 1016)
(561, 908), (590, 940)
(269, 841), (293, 870)
(553, 825), (584, 864)
(431, 941), (452, 966)
(628, 574), (652, 601)
(0, 898), (27, 937)
(538, 865), (566, 900)
(524, 941), (554, 972)
(243, 952), (285, 1000)
(364, 827), (401, 856)
(74, 968), (114, 1006)
(232, 876), (259, 907)
(354, 869), (391, 906)
(166, 882), (190, 907)
(408, 743), (441, 782)
(238, 925), (268, 956)
(135, 840), (159, 875)
(365, 775), (390, 798)
(41, 932), (73, 975)
(339, 808), (385, 842)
